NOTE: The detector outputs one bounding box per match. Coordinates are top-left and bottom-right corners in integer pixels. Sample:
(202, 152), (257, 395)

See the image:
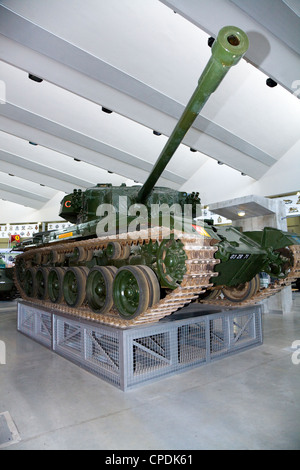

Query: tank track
(201, 244), (300, 308)
(14, 228), (220, 328)
(15, 229), (300, 326)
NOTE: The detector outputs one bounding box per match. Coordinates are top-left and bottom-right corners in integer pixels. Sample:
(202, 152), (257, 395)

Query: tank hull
(14, 222), (300, 326)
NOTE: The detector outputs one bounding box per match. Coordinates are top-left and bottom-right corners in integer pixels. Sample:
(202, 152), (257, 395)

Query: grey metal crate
(17, 300), (262, 391)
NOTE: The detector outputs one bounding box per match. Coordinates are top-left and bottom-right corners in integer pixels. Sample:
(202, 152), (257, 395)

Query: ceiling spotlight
(29, 141), (38, 146)
(8, 173), (14, 176)
(153, 130), (161, 136)
(108, 170), (113, 174)
(101, 107), (112, 114)
(73, 158), (81, 162)
(208, 37), (215, 48)
(266, 78), (277, 88)
(40, 183), (45, 187)
(238, 210), (246, 217)
(241, 172), (246, 176)
(190, 148), (197, 152)
(28, 73), (43, 83)
(217, 161), (223, 165)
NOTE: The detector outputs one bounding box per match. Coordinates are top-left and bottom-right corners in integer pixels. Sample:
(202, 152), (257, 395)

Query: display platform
(17, 300), (262, 391)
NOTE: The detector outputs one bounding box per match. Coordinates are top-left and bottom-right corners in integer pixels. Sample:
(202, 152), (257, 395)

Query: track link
(14, 229), (219, 327)
(15, 229), (300, 326)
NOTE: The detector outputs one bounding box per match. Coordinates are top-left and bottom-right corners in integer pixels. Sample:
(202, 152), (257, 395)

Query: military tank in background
(0, 252), (19, 300)
(14, 26), (300, 326)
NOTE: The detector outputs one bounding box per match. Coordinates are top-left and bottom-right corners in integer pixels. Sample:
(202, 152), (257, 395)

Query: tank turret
(14, 26), (300, 325)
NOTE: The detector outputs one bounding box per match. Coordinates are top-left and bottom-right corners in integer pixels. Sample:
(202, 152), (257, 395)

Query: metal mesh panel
(210, 316), (228, 358)
(178, 321), (206, 364)
(35, 312), (52, 346)
(18, 304), (52, 347)
(17, 300), (262, 391)
(54, 317), (121, 387)
(84, 329), (120, 387)
(133, 332), (171, 375)
(19, 308), (35, 332)
(232, 313), (255, 344)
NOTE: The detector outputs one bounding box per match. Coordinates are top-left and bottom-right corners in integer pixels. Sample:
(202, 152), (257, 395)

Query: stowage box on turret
(14, 27), (300, 326)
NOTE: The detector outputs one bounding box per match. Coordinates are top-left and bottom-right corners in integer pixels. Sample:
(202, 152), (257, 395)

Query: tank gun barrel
(137, 26), (249, 203)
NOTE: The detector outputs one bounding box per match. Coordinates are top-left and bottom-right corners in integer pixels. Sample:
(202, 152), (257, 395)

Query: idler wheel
(86, 266), (114, 314)
(48, 267), (66, 303)
(221, 274), (260, 302)
(63, 267), (87, 307)
(113, 265), (150, 319)
(36, 267), (49, 300)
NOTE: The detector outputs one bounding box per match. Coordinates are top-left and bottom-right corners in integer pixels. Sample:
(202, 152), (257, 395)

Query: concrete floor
(1, 294), (300, 450)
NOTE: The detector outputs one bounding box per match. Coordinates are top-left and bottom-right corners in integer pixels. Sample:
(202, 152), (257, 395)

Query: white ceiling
(0, 0), (299, 212)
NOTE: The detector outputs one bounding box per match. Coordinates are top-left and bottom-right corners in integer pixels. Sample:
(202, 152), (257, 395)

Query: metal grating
(178, 321), (207, 364)
(17, 300), (262, 391)
(17, 306), (52, 347)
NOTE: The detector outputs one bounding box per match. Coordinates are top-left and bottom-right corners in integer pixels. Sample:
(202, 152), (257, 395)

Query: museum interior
(0, 0), (300, 451)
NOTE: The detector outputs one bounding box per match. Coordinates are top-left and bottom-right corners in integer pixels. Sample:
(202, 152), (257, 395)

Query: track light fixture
(208, 37), (215, 48)
(28, 73), (43, 83)
(266, 78), (277, 88)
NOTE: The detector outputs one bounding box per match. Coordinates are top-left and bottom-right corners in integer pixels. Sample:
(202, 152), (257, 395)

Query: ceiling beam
(0, 110), (185, 186)
(0, 152), (82, 193)
(0, 185), (46, 209)
(0, 7), (276, 177)
(0, 149), (94, 190)
(160, 0), (300, 95)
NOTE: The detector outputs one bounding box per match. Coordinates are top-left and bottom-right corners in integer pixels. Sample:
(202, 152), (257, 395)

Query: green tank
(14, 26), (300, 326)
(0, 254), (18, 300)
